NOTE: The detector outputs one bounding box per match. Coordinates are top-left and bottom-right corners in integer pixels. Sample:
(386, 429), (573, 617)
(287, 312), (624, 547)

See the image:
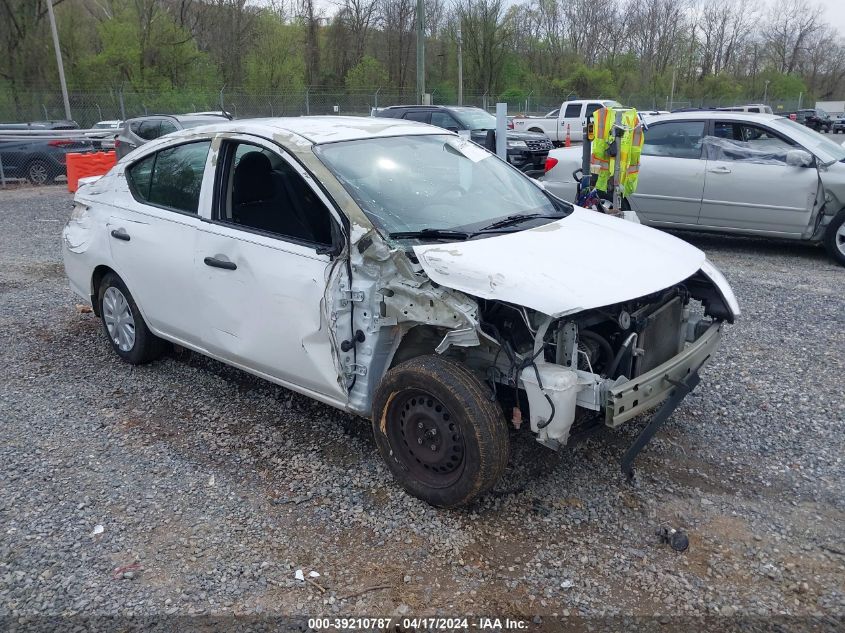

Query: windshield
(451, 108), (497, 130)
(770, 117), (845, 164)
(315, 134), (565, 235)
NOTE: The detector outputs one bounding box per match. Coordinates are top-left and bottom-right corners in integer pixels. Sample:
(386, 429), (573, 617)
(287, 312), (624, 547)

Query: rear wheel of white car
(823, 209), (845, 267)
(372, 355), (509, 508)
(97, 272), (166, 364)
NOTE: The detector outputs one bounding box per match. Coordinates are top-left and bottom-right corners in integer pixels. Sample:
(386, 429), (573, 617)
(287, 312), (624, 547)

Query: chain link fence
(0, 86), (819, 187)
(1, 86), (816, 126)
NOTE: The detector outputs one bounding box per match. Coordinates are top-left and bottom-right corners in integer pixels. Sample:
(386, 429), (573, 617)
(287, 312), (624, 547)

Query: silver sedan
(542, 111), (845, 266)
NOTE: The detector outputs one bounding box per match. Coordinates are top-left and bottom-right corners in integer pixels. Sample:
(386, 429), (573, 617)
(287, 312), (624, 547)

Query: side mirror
(786, 149), (813, 167)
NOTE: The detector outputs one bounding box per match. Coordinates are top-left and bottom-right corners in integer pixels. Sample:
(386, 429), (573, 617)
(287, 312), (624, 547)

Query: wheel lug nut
(430, 444), (436, 451)
(430, 429), (437, 436)
(417, 438), (423, 445)
(417, 422), (424, 429)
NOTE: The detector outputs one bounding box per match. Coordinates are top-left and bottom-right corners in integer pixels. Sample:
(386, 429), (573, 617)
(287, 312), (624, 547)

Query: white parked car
(543, 111), (845, 266)
(62, 117), (738, 507)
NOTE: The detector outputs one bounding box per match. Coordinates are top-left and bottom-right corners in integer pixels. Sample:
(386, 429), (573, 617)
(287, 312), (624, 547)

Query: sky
(279, 0), (845, 38)
(818, 0), (845, 36)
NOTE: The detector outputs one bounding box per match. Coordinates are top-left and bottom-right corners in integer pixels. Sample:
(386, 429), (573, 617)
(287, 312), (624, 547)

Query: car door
(194, 135), (347, 400)
(560, 103), (583, 141)
(628, 120), (707, 226)
(698, 121), (819, 235)
(108, 139), (212, 346)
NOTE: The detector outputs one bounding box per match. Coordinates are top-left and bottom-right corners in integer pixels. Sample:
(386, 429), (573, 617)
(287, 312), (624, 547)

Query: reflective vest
(590, 106), (645, 197)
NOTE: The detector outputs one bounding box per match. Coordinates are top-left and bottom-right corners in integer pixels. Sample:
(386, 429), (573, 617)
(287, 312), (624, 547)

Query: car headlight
(700, 259), (741, 318)
(507, 140), (527, 148)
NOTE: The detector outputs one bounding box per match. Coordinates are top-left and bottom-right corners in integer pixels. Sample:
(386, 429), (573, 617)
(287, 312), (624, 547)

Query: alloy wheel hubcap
(102, 286), (136, 352)
(837, 223), (845, 257)
(29, 163), (48, 184)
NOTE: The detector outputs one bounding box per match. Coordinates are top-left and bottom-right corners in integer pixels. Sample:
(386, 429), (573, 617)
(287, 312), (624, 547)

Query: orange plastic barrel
(66, 151), (117, 193)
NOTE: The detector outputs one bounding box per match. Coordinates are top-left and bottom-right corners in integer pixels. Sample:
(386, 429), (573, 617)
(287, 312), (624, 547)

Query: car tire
(823, 209), (845, 267)
(372, 355), (509, 508)
(26, 159), (52, 185)
(97, 272), (167, 364)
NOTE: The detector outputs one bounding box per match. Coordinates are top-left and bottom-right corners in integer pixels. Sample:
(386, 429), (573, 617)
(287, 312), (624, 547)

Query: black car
(374, 105), (553, 176)
(0, 120), (93, 185)
(790, 108), (833, 132)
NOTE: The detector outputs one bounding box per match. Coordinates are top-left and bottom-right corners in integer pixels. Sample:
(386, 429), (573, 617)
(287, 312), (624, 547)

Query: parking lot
(1, 186), (844, 622)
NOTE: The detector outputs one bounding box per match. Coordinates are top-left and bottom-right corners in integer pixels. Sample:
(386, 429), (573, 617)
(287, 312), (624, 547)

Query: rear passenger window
(585, 103), (603, 119)
(136, 120), (162, 140)
(126, 154), (154, 201)
(159, 120), (178, 136)
(126, 141), (210, 214)
(563, 104), (581, 118)
(403, 112), (430, 123)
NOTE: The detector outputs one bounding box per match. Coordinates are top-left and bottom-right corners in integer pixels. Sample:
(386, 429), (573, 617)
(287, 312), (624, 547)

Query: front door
(628, 120), (708, 226)
(698, 121), (819, 235)
(194, 135), (346, 400)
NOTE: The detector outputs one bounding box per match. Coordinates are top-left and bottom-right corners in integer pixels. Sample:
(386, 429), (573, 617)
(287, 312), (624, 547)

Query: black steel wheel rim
(387, 389), (465, 488)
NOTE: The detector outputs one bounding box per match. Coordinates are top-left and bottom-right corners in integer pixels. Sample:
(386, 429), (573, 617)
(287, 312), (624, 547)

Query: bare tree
(761, 0), (822, 74)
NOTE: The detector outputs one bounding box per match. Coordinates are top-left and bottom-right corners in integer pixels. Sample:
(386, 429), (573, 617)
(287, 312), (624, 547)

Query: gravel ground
(1, 187), (844, 626)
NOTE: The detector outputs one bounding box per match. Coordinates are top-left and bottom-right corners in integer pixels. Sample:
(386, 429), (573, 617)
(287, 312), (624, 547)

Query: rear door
(560, 103), (583, 141)
(698, 120), (819, 235)
(107, 140), (212, 346)
(628, 119), (707, 226)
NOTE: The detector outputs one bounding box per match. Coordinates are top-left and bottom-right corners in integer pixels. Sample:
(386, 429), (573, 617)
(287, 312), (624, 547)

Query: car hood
(413, 207), (706, 316)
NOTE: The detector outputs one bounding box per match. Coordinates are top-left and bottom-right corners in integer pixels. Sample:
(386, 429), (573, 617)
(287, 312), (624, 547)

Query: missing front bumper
(605, 321), (722, 428)
(604, 322), (722, 477)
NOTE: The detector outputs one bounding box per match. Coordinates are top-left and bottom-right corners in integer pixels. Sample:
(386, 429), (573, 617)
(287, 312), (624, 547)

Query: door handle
(204, 256), (237, 271)
(708, 166), (731, 174)
(110, 228), (130, 241)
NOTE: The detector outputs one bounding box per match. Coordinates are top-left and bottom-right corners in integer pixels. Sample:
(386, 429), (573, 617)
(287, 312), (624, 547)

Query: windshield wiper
(477, 212), (564, 232)
(388, 228), (471, 241)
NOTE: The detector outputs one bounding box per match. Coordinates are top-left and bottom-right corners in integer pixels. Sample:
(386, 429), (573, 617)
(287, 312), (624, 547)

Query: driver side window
(215, 141), (335, 247)
(642, 121), (705, 159)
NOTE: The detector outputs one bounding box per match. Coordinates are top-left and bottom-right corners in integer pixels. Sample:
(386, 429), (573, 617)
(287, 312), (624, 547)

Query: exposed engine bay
(441, 270), (734, 450)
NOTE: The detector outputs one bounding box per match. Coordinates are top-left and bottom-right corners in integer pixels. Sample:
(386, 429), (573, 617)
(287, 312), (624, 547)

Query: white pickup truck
(512, 99), (621, 143)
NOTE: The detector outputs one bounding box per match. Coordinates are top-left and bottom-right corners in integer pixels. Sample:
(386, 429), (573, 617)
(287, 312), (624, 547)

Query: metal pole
(763, 80), (769, 105)
(416, 0), (425, 103)
(495, 103), (507, 160)
(457, 28), (463, 106)
(119, 88), (126, 121)
(219, 85), (226, 113)
(0, 154), (6, 189)
(46, 0), (72, 121)
(305, 86), (310, 115)
(669, 68), (676, 112)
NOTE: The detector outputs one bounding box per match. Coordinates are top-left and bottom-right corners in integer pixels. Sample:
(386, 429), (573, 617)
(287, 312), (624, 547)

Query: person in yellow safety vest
(590, 106), (645, 198)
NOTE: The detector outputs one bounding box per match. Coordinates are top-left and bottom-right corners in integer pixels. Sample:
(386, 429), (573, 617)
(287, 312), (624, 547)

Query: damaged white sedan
(62, 117), (739, 508)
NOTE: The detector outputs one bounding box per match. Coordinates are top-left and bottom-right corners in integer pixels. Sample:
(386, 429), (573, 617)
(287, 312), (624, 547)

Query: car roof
(646, 111), (784, 124)
(165, 116), (444, 144)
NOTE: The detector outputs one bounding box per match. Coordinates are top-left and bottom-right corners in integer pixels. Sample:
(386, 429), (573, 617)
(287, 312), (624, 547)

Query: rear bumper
(605, 321), (723, 427)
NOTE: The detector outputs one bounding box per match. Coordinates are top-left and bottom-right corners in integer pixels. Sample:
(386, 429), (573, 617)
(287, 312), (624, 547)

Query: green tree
(345, 55), (388, 90)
